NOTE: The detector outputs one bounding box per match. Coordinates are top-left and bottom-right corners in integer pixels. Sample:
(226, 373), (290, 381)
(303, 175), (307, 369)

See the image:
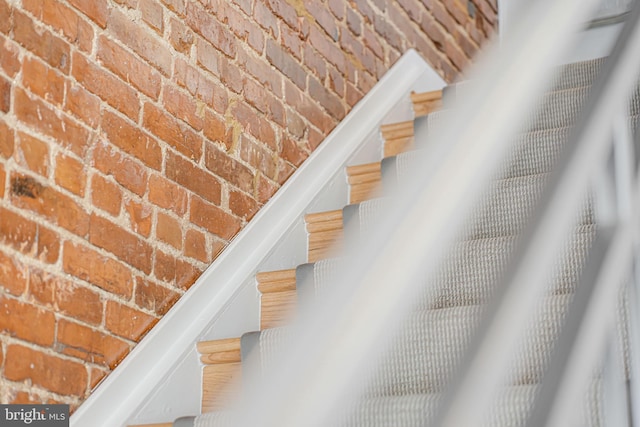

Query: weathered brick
(0, 296), (55, 346)
(63, 240), (133, 298)
(308, 25), (347, 77)
(0, 248), (28, 296)
(205, 144), (254, 193)
(204, 110), (233, 150)
(68, 0), (108, 27)
(303, 44), (327, 81)
(5, 344), (88, 396)
(222, 2), (265, 53)
(125, 198), (153, 238)
(277, 158), (295, 184)
(72, 52), (140, 121)
(238, 134), (278, 180)
(15, 131), (50, 177)
(13, 11), (71, 73)
(107, 8), (172, 76)
(0, 161), (5, 199)
(266, 38), (306, 90)
(0, 76), (9, 113)
(0, 0), (11, 34)
(237, 47), (282, 97)
(93, 142), (148, 197)
(97, 36), (162, 100)
(284, 81), (335, 134)
(91, 173), (123, 216)
(140, 0), (164, 33)
(229, 189), (259, 221)
(30, 269), (103, 325)
(0, 35), (21, 77)
(143, 102), (203, 161)
(148, 174), (188, 216)
(135, 276), (180, 315)
(24, 0), (95, 53)
(253, 0), (279, 39)
(280, 136), (309, 167)
(169, 17), (194, 54)
(14, 88), (90, 158)
(89, 213), (154, 274)
(162, 85), (204, 131)
(156, 211), (182, 250)
(161, 0), (186, 16)
(174, 58), (228, 112)
(184, 228), (207, 263)
(185, 1), (236, 58)
(175, 259), (202, 290)
(230, 101), (277, 150)
(165, 151), (221, 205)
(346, 7), (363, 35)
(309, 76), (345, 120)
(362, 26), (384, 59)
(65, 81), (101, 129)
(265, 0), (299, 30)
(10, 172), (90, 237)
(285, 108), (305, 138)
(190, 196), (241, 240)
(196, 40), (243, 94)
(54, 153), (86, 196)
(307, 2), (339, 40)
(154, 248), (176, 283)
(105, 300), (157, 341)
(256, 173), (278, 204)
(57, 319), (129, 368)
(0, 207), (60, 264)
(102, 109), (163, 170)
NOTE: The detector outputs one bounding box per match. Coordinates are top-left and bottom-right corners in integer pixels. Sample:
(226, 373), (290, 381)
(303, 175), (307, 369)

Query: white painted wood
(70, 49), (445, 427)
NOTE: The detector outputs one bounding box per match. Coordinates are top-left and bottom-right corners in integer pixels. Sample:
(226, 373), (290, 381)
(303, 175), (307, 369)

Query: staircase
(129, 52), (639, 426)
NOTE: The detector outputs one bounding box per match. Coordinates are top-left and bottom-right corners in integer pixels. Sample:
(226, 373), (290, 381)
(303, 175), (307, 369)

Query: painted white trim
(70, 49), (441, 427)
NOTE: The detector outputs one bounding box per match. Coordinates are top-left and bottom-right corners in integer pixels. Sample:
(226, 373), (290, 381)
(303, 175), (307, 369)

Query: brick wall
(0, 0), (497, 410)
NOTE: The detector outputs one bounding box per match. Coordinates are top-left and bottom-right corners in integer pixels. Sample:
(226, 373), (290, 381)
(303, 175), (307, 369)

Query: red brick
(15, 132), (50, 177)
(0, 35), (21, 77)
(57, 319), (129, 368)
(162, 85), (204, 131)
(205, 144), (254, 193)
(30, 269), (103, 325)
(239, 134), (278, 179)
(54, 153), (86, 196)
(308, 25), (347, 77)
(242, 77), (282, 121)
(190, 196), (241, 240)
(0, 162), (5, 198)
(93, 142), (148, 197)
(10, 173), (89, 237)
(184, 228), (207, 263)
(266, 38), (306, 90)
(327, 0), (345, 19)
(303, 44), (327, 80)
(9, 392), (42, 405)
(24, 0), (95, 53)
(154, 249), (176, 283)
(285, 81), (335, 134)
(90, 367), (108, 390)
(229, 189), (259, 221)
(143, 102), (203, 161)
(13, 11), (71, 73)
(108, 8), (172, 75)
(363, 26), (384, 59)
(89, 214), (154, 274)
(168, 18), (194, 54)
(72, 52), (140, 121)
(135, 276), (180, 315)
(223, 3), (264, 53)
(68, 0), (108, 27)
(0, 76), (10, 113)
(14, 88), (89, 158)
(63, 241), (133, 298)
(65, 81), (101, 128)
(5, 344), (88, 396)
(280, 136), (309, 167)
(91, 173), (122, 216)
(237, 47), (282, 97)
(254, 0), (279, 39)
(148, 174), (188, 216)
(196, 40), (242, 94)
(156, 211), (182, 250)
(204, 110), (233, 150)
(0, 296), (55, 346)
(340, 27), (376, 75)
(0, 248), (28, 296)
(165, 151), (221, 205)
(230, 101), (277, 150)
(174, 259), (201, 290)
(125, 198), (153, 238)
(265, 0), (299, 30)
(140, 0), (164, 33)
(174, 58), (228, 111)
(161, 0), (186, 16)
(277, 158), (295, 184)
(256, 174), (278, 204)
(0, 0), (11, 34)
(102, 110), (162, 170)
(97, 36), (162, 100)
(307, 2), (339, 40)
(0, 207), (60, 264)
(185, 1), (236, 58)
(309, 76), (345, 120)
(105, 300), (157, 341)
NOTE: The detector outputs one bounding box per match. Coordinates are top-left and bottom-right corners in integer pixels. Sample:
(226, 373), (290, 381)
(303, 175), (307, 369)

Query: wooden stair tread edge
(256, 269), (296, 293)
(197, 337), (241, 364)
(380, 120), (414, 139)
(410, 89), (443, 103)
(346, 161), (382, 177)
(304, 209), (343, 223)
